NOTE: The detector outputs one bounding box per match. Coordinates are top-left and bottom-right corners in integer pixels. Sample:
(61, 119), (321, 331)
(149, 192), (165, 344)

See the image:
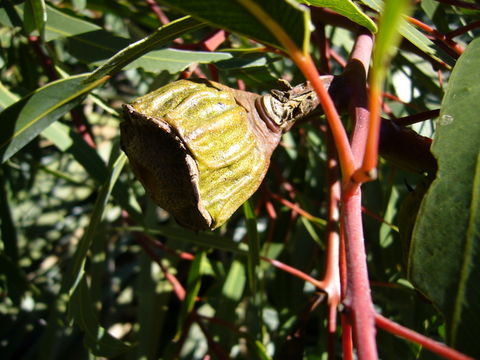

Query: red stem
(341, 313), (354, 360)
(133, 232), (186, 301)
(446, 20), (480, 39)
(145, 0), (171, 25)
(342, 190), (378, 359)
(433, 0), (480, 10)
(375, 313), (474, 360)
(392, 109), (440, 127)
(341, 31), (378, 359)
(407, 16), (464, 55)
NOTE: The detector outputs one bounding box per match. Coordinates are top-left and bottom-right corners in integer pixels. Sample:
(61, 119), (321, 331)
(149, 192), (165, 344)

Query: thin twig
(375, 313), (474, 360)
(392, 109), (440, 127)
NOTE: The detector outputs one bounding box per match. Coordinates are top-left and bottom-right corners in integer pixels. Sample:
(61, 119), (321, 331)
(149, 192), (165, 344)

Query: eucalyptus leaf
(158, 0), (311, 54)
(125, 48), (232, 74)
(0, 82), (19, 110)
(87, 16), (205, 81)
(0, 74), (108, 163)
(298, 0), (377, 33)
(63, 151), (126, 296)
(0, 3), (100, 41)
(69, 276), (133, 357)
(176, 251), (207, 335)
(409, 38), (480, 358)
(23, 0), (47, 37)
(358, 0), (455, 67)
(243, 200), (260, 294)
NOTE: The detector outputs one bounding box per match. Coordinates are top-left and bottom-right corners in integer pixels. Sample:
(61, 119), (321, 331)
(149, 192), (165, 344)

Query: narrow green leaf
(136, 251), (172, 359)
(371, 0), (411, 90)
(177, 251), (207, 335)
(0, 74), (108, 163)
(0, 3), (100, 41)
(63, 27), (225, 75)
(409, 38), (480, 358)
(125, 48), (232, 74)
(358, 0), (381, 12)
(69, 276), (133, 357)
(158, 0), (311, 54)
(222, 259), (246, 301)
(63, 151), (127, 296)
(243, 200), (260, 294)
(0, 82), (20, 110)
(252, 340), (272, 360)
(298, 0), (377, 33)
(216, 53), (280, 88)
(359, 0), (454, 67)
(125, 225), (249, 255)
(23, 0), (47, 37)
(87, 16), (205, 82)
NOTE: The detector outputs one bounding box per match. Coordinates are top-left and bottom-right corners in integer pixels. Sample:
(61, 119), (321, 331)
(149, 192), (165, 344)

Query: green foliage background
(0, 0), (479, 359)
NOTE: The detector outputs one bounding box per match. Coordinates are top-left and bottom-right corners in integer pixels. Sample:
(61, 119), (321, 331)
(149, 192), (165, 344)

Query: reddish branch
(133, 232), (186, 300)
(407, 16), (464, 55)
(323, 127), (342, 358)
(434, 0), (480, 10)
(392, 109), (440, 127)
(375, 314), (475, 360)
(145, 0), (171, 25)
(340, 31), (378, 360)
(446, 20), (480, 39)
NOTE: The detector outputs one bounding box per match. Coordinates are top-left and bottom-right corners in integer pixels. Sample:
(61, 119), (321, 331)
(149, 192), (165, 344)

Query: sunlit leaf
(0, 74), (108, 163)
(176, 251), (207, 335)
(87, 16), (205, 81)
(409, 38), (480, 358)
(23, 0), (47, 37)
(125, 48), (232, 74)
(297, 0), (377, 33)
(158, 0), (311, 54)
(358, 0), (455, 67)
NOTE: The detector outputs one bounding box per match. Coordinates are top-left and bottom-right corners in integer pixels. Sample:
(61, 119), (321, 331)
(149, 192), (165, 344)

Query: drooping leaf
(370, 0), (411, 93)
(158, 0), (311, 54)
(358, 0), (455, 67)
(297, 0), (377, 33)
(87, 16), (205, 81)
(0, 82), (19, 110)
(216, 52), (280, 88)
(23, 0), (47, 37)
(0, 3), (100, 41)
(409, 38), (480, 358)
(243, 200), (260, 294)
(125, 48), (232, 74)
(127, 226), (249, 255)
(69, 276), (133, 357)
(0, 74), (108, 163)
(63, 150), (127, 296)
(176, 251), (207, 335)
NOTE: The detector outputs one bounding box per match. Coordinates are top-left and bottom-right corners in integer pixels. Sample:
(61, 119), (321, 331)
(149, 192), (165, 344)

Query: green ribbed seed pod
(121, 77), (332, 231)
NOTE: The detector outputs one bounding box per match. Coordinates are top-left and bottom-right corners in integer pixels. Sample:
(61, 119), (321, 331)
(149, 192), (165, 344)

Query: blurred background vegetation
(0, 0), (479, 359)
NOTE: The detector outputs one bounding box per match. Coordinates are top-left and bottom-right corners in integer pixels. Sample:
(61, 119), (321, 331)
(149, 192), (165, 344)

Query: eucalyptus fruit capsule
(121, 77), (332, 231)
